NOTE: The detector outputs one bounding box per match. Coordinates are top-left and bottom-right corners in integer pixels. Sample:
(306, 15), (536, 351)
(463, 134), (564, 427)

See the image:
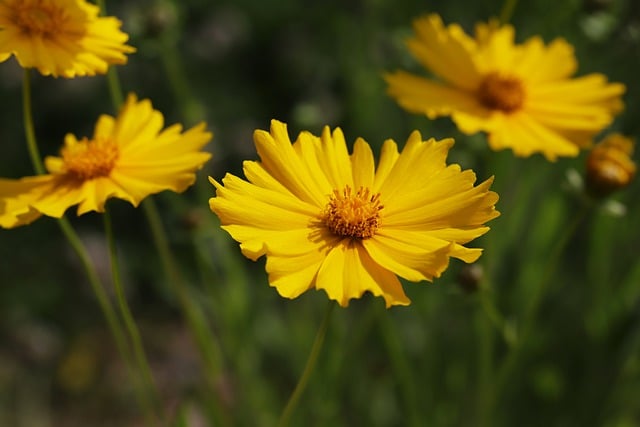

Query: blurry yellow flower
(586, 133), (635, 197)
(385, 14), (625, 160)
(0, 0), (135, 77)
(209, 120), (499, 307)
(0, 94), (212, 228)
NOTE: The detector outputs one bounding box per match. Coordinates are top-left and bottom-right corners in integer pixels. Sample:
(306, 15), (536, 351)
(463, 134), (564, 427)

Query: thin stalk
(142, 199), (224, 386)
(97, 4), (227, 424)
(103, 208), (161, 422)
(55, 217), (133, 376)
(475, 303), (493, 423)
(22, 69), (45, 175)
(377, 304), (421, 427)
(106, 67), (125, 110)
(95, 0), (125, 110)
(98, 0), (223, 380)
(278, 302), (335, 427)
(159, 35), (203, 125)
(21, 66), (155, 425)
(498, 0), (519, 25)
(482, 206), (589, 424)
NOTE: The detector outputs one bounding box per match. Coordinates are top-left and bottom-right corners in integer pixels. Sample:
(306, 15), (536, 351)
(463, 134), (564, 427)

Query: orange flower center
(323, 186), (383, 239)
(477, 72), (525, 113)
(11, 2), (66, 38)
(62, 137), (120, 181)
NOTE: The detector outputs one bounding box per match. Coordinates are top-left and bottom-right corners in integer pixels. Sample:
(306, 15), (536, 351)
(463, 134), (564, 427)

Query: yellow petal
(316, 240), (410, 307)
(409, 14), (481, 90)
(266, 251), (324, 299)
(372, 139), (400, 191)
(385, 71), (483, 120)
(351, 137), (375, 189)
(363, 231), (452, 282)
(253, 120), (328, 206)
(488, 113), (580, 160)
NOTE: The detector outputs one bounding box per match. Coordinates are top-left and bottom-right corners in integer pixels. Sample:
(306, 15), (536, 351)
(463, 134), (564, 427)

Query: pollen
(11, 1), (68, 38)
(324, 186), (383, 239)
(61, 137), (119, 181)
(477, 72), (525, 113)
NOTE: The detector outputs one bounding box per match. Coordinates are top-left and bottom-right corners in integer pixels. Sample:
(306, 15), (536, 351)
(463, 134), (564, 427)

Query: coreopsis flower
(385, 14), (625, 160)
(0, 0), (135, 77)
(0, 94), (212, 228)
(586, 133), (635, 197)
(209, 120), (499, 307)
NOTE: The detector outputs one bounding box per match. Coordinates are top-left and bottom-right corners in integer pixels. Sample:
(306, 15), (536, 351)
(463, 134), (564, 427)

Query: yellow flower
(0, 94), (212, 228)
(586, 133), (636, 197)
(0, 0), (135, 77)
(209, 120), (499, 307)
(385, 14), (625, 160)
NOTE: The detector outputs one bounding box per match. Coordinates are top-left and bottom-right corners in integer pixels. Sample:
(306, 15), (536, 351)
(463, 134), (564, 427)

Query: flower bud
(457, 263), (484, 293)
(585, 133), (636, 198)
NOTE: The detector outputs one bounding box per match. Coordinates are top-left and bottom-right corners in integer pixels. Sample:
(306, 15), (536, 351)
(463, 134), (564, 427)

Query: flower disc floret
(477, 72), (525, 113)
(61, 137), (119, 181)
(324, 186), (382, 239)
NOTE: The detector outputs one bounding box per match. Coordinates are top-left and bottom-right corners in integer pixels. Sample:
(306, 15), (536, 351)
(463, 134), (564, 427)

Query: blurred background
(1, 0), (640, 426)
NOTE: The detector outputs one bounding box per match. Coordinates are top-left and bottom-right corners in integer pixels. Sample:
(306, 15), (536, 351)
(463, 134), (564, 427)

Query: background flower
(210, 120), (499, 307)
(0, 94), (212, 227)
(385, 14), (625, 160)
(0, 0), (135, 77)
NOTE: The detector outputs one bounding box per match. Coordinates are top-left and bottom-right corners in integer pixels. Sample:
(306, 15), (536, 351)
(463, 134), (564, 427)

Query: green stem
(97, 5), (227, 423)
(98, 1), (227, 421)
(21, 64), (156, 425)
(103, 208), (161, 422)
(22, 69), (45, 175)
(159, 36), (203, 125)
(278, 302), (335, 427)
(95, 0), (125, 110)
(475, 302), (493, 423)
(377, 304), (421, 427)
(55, 218), (133, 377)
(142, 199), (224, 386)
(106, 67), (125, 110)
(498, 0), (518, 24)
(483, 206), (589, 423)
(478, 288), (513, 345)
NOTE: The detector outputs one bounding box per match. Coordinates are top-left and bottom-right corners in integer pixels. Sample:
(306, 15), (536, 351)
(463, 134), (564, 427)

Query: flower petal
(316, 240), (410, 307)
(363, 231), (452, 282)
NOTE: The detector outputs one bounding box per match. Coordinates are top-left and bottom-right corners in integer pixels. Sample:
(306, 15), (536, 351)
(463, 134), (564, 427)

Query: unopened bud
(585, 133), (636, 198)
(457, 263), (484, 293)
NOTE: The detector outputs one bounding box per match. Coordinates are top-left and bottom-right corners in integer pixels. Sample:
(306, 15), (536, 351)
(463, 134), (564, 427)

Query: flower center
(62, 137), (120, 181)
(11, 1), (68, 38)
(477, 72), (525, 113)
(323, 186), (383, 239)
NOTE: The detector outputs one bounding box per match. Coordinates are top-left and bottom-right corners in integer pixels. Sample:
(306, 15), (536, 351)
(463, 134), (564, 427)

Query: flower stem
(159, 33), (203, 125)
(498, 0), (519, 24)
(481, 206), (589, 424)
(141, 199), (225, 388)
(277, 302), (335, 427)
(22, 69), (45, 175)
(103, 208), (161, 421)
(377, 304), (421, 427)
(55, 217), (134, 378)
(21, 66), (157, 426)
(97, 1), (228, 420)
